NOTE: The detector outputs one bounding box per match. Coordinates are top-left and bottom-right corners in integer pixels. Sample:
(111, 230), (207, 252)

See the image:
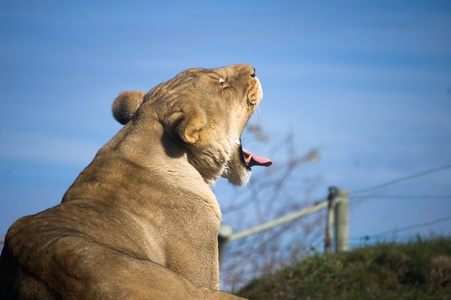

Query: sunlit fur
(0, 64), (262, 299)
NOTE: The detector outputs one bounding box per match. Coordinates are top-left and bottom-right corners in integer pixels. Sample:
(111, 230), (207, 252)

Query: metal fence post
(218, 224), (233, 267)
(334, 189), (349, 252)
(324, 186), (337, 254)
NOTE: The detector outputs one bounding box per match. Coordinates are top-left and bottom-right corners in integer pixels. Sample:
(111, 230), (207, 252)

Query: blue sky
(1, 0), (451, 250)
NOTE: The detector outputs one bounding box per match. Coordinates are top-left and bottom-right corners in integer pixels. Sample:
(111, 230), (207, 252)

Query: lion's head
(112, 64), (272, 186)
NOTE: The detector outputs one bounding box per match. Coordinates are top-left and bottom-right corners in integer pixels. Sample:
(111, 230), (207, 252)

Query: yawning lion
(0, 64), (271, 299)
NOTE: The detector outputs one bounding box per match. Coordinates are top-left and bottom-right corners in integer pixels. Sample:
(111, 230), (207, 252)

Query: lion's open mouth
(241, 147), (272, 169)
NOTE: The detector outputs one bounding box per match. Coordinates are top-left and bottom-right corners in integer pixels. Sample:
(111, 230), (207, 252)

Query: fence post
(324, 186), (337, 254)
(218, 224), (233, 267)
(334, 189), (349, 252)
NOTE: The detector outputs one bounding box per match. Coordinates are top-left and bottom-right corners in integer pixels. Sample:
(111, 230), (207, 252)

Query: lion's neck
(62, 122), (221, 221)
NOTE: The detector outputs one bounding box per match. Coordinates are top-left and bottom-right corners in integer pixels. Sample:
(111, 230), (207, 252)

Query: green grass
(236, 237), (451, 300)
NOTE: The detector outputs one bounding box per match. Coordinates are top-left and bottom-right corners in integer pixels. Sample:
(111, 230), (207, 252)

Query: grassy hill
(235, 237), (451, 300)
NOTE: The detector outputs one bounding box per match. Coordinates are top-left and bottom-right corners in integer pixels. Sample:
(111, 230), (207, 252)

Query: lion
(0, 64), (272, 299)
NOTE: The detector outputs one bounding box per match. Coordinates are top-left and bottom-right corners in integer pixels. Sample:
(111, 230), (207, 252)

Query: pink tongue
(242, 148), (273, 167)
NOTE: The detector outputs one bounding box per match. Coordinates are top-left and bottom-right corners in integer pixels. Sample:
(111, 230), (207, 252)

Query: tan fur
(0, 64), (263, 299)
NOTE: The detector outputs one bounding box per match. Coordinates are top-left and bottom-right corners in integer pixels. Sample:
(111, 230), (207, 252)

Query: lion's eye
(250, 72), (256, 78)
(219, 78), (225, 85)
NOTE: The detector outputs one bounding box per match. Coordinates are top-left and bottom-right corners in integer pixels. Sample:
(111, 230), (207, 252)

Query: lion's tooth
(245, 155), (252, 164)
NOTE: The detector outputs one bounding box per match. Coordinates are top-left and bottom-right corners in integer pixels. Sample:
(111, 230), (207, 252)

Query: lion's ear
(165, 105), (207, 144)
(112, 91), (145, 125)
